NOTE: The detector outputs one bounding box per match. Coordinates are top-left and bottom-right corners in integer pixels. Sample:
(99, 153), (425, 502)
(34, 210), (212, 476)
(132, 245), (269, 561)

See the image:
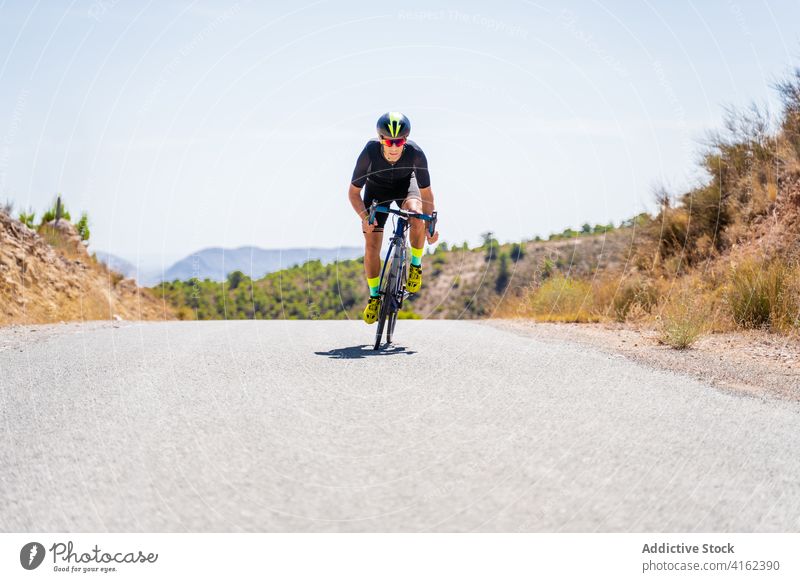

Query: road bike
(367, 200), (437, 350)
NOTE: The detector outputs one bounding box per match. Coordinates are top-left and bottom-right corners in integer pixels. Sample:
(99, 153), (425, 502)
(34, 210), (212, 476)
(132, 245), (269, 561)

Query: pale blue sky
(1, 0), (798, 267)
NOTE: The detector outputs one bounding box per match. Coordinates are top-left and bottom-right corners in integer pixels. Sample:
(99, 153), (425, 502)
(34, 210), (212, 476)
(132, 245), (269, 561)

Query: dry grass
(507, 274), (600, 322)
(725, 258), (800, 333)
(656, 286), (710, 349)
(594, 274), (661, 322)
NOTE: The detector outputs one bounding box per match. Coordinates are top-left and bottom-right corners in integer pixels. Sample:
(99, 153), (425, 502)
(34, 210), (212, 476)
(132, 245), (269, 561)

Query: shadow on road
(314, 344), (417, 359)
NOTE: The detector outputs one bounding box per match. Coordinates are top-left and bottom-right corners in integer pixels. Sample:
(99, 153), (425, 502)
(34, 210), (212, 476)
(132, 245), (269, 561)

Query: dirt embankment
(0, 212), (172, 325)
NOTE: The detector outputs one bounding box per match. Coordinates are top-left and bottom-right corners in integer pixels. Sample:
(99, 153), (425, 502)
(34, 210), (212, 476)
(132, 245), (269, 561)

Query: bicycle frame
(378, 214), (409, 299)
(368, 201), (437, 349)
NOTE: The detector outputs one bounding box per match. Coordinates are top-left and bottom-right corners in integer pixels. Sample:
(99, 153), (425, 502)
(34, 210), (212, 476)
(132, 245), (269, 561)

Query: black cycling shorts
(363, 176), (422, 232)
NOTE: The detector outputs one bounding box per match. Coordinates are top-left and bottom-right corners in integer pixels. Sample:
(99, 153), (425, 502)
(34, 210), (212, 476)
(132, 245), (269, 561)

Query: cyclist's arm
(420, 186), (435, 216)
(348, 183), (368, 220)
(349, 142), (372, 220)
(413, 147), (434, 215)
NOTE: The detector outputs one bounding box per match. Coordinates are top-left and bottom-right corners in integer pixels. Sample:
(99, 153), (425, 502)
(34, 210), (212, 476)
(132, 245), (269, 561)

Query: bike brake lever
(368, 200), (377, 225)
(428, 211), (438, 237)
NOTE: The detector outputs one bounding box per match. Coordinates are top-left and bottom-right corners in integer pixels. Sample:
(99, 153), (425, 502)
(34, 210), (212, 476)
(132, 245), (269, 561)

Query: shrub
(18, 209), (36, 229)
(495, 252), (510, 293)
(612, 277), (660, 321)
(527, 274), (596, 322)
(593, 223), (614, 234)
(431, 253), (447, 276)
(540, 257), (555, 280)
(76, 211), (90, 241)
(41, 197), (71, 224)
(227, 270), (246, 290)
(658, 289), (709, 349)
(398, 310), (422, 320)
(726, 258), (799, 331)
(776, 67), (800, 160)
(481, 231), (499, 261)
(510, 243), (525, 262)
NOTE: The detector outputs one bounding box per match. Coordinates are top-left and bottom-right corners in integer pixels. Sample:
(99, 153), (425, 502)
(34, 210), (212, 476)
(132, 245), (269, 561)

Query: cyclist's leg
(401, 176), (425, 292)
(363, 189), (389, 292)
(362, 189), (389, 324)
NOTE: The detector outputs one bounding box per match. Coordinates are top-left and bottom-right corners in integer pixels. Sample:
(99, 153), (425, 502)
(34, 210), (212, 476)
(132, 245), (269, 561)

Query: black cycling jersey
(350, 139), (431, 195)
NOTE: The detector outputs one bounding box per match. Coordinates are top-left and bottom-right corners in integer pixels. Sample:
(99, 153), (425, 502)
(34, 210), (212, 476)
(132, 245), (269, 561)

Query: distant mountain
(91, 250), (140, 280)
(95, 246), (364, 286)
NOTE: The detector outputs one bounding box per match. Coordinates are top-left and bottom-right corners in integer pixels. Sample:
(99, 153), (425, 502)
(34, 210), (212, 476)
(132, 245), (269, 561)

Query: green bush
(18, 209), (36, 229)
(481, 231), (499, 261)
(41, 197), (71, 224)
(76, 211), (90, 241)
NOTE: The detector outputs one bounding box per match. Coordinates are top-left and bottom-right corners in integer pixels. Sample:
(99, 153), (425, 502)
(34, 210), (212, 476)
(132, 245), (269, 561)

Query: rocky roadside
(484, 319), (800, 404)
(0, 211), (168, 324)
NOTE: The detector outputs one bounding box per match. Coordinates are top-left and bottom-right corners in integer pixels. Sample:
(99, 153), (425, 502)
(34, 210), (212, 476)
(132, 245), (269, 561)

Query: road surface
(1, 320), (799, 532)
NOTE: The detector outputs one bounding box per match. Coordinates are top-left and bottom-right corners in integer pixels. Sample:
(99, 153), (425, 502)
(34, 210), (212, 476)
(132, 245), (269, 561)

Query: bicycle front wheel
(386, 260), (406, 344)
(386, 309), (397, 344)
(374, 271), (394, 350)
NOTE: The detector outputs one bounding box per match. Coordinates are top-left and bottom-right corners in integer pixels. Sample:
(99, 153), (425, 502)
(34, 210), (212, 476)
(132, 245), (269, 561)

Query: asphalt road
(1, 320), (799, 532)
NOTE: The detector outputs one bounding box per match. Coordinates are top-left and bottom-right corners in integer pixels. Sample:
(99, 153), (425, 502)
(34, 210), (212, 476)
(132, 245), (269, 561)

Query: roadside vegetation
(157, 258), (421, 321)
(5, 195), (92, 242)
(497, 67), (800, 348)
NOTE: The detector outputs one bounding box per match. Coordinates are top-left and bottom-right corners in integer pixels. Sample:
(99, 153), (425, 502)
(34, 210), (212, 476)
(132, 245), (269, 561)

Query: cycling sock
(410, 246), (423, 267)
(367, 276), (380, 297)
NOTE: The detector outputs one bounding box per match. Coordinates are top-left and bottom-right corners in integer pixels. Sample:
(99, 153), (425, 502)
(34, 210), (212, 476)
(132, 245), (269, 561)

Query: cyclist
(348, 112), (439, 324)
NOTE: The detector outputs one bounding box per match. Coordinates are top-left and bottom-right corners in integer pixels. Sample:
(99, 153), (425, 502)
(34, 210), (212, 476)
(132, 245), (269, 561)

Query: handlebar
(368, 200), (438, 237)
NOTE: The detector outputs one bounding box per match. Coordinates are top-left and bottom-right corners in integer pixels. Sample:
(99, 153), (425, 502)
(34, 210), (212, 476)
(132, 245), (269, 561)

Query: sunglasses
(381, 137), (407, 147)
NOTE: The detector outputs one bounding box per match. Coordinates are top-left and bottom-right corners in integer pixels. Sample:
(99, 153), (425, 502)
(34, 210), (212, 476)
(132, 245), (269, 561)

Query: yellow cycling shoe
(407, 264), (422, 293)
(363, 295), (381, 324)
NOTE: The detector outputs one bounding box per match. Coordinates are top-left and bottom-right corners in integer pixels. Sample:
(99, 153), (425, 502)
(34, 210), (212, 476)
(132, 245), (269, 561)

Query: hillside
(407, 227), (636, 319)
(151, 226), (637, 321)
(94, 246), (365, 287)
(0, 211), (171, 325)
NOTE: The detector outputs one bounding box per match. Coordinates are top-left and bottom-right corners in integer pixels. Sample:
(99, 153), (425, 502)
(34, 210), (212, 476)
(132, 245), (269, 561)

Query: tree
(227, 270), (246, 290)
(510, 242), (525, 262)
(481, 231), (499, 261)
(495, 252), (510, 292)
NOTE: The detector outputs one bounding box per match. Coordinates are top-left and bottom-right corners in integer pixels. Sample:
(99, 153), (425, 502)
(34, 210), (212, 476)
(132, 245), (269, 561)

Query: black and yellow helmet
(376, 111), (411, 139)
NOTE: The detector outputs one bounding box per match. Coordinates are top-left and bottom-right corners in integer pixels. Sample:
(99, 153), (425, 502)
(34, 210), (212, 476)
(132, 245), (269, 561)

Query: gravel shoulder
(0, 320), (124, 353)
(485, 319), (800, 403)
